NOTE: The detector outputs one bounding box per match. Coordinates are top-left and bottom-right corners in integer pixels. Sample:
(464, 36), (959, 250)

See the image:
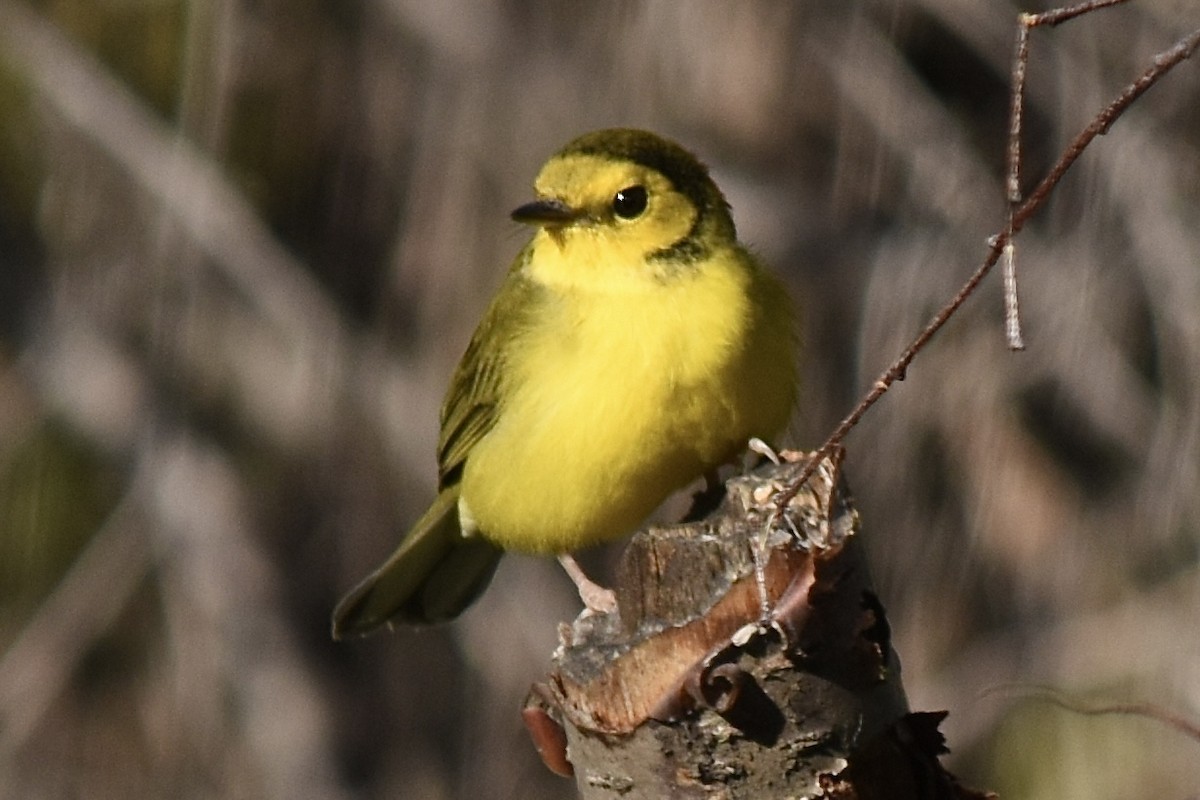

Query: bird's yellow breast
(459, 236), (794, 554)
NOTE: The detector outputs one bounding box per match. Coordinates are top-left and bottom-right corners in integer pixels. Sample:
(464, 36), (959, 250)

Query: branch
(773, 22), (1200, 514)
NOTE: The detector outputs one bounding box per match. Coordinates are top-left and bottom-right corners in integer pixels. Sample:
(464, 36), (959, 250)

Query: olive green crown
(558, 128), (736, 251)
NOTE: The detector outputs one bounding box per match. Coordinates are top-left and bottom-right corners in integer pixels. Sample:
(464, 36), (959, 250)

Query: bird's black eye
(611, 185), (648, 219)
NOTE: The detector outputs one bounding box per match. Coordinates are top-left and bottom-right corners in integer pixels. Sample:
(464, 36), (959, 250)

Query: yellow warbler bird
(332, 128), (796, 637)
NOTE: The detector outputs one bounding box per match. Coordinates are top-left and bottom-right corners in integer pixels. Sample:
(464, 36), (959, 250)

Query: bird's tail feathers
(331, 488), (502, 637)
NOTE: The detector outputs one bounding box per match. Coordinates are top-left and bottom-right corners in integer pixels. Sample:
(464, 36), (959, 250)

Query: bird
(332, 128), (796, 637)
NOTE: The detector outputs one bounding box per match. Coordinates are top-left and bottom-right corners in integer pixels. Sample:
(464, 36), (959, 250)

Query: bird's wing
(436, 255), (541, 489)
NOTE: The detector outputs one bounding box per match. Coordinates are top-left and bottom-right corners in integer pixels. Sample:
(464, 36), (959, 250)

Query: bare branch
(774, 21), (1200, 515)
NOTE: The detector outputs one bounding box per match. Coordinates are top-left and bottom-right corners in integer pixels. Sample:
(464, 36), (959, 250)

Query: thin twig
(772, 22), (1200, 515)
(1002, 240), (1024, 350)
(1028, 0), (1131, 29)
(1002, 15), (1030, 350)
(979, 684), (1200, 744)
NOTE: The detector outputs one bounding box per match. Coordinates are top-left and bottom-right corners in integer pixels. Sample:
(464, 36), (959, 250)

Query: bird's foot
(748, 437), (781, 465)
(557, 554), (617, 615)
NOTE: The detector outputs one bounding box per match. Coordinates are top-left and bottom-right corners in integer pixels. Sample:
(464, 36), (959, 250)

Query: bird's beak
(510, 198), (581, 226)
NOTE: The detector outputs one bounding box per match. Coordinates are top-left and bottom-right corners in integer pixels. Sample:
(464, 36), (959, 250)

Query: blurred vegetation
(0, 420), (120, 607)
(0, 1), (1198, 799)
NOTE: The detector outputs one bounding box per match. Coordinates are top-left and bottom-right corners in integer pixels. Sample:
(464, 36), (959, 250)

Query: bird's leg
(682, 467), (726, 522)
(558, 554), (617, 615)
(747, 438), (784, 620)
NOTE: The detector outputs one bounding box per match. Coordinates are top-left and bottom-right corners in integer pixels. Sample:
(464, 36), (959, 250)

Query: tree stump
(523, 453), (991, 799)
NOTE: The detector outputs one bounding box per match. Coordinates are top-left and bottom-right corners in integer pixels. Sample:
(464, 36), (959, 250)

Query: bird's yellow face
(517, 154), (705, 291)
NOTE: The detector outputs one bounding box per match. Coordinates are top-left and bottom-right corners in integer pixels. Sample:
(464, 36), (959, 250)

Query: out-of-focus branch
(0, 491), (147, 761)
(927, 564), (1200, 753)
(812, 13), (998, 228)
(0, 0), (337, 344)
(0, 422), (354, 798)
(0, 0), (444, 470)
(146, 434), (352, 800)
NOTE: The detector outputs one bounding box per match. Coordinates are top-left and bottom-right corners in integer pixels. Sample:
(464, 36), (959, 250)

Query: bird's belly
(458, 277), (780, 554)
(462, 378), (723, 553)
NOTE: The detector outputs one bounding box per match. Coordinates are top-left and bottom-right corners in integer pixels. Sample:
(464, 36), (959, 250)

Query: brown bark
(524, 454), (992, 799)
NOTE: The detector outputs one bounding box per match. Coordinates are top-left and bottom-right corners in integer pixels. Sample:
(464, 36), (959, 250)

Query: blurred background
(1, 1), (1198, 797)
